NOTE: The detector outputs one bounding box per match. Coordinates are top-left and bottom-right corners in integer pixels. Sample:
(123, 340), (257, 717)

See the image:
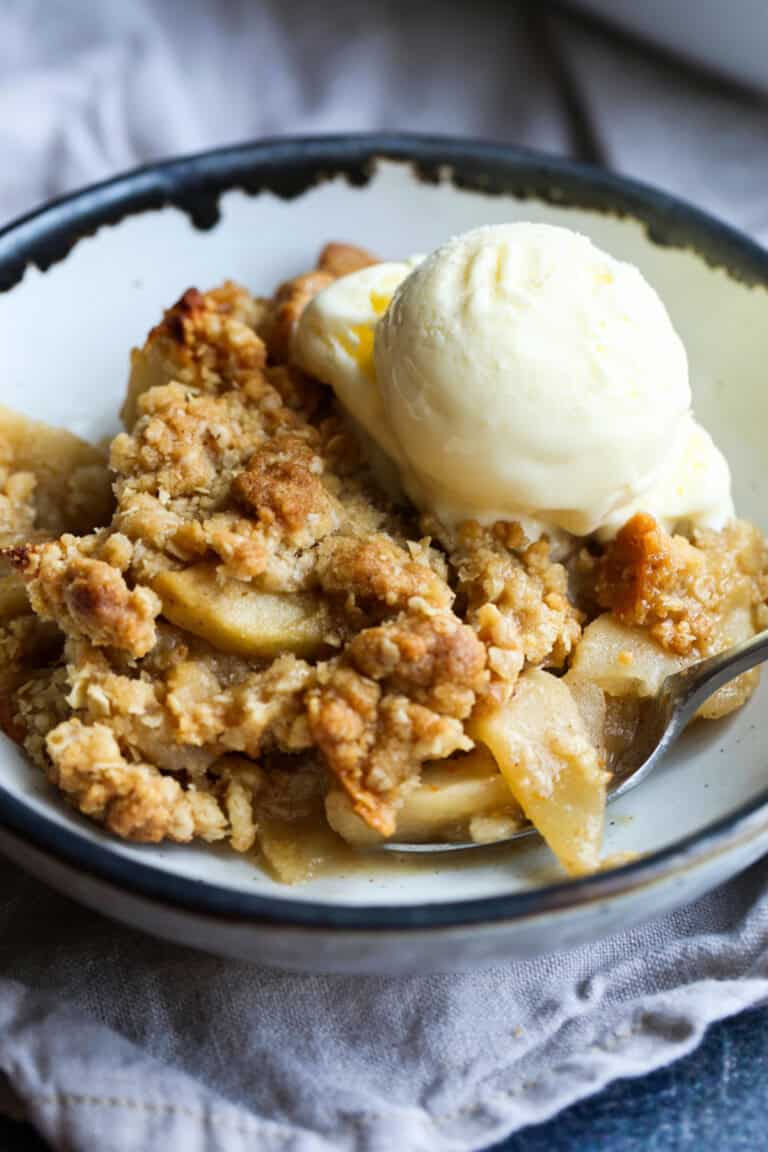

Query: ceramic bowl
(1, 136), (768, 974)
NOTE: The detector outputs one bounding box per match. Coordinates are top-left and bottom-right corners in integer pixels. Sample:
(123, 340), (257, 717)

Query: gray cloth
(2, 2), (768, 1149)
(2, 865), (768, 1151)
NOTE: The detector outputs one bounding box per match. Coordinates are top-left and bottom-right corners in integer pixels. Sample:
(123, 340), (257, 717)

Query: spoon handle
(667, 626), (768, 721)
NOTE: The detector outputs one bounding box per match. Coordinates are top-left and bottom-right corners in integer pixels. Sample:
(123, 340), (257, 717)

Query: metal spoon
(382, 627), (768, 854)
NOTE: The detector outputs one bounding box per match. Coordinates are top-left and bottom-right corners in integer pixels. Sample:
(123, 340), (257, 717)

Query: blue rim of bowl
(1, 132), (768, 932)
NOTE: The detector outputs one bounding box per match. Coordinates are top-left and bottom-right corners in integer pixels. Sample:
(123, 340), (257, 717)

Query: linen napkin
(1, 863), (767, 1151)
(2, 2), (768, 1149)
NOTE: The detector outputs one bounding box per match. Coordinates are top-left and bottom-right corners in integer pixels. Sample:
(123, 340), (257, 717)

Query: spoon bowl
(382, 628), (768, 854)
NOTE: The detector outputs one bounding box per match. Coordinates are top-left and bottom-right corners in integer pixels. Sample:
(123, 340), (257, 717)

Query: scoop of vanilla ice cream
(376, 223), (707, 535)
(293, 260), (417, 465)
(597, 414), (733, 537)
(294, 224), (733, 538)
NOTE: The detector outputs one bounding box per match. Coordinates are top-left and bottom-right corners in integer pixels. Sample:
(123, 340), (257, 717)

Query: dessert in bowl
(3, 215), (766, 883)
(1, 138), (768, 971)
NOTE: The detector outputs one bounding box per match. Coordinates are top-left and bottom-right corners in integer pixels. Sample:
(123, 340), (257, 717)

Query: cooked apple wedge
(153, 564), (331, 659)
(570, 613), (684, 698)
(0, 403), (112, 537)
(572, 610), (758, 719)
(471, 669), (608, 875)
(326, 746), (522, 846)
(0, 573), (29, 621)
(563, 673), (607, 752)
(698, 600), (758, 719)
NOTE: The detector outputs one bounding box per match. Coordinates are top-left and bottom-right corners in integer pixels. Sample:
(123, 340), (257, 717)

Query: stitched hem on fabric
(10, 989), (768, 1152)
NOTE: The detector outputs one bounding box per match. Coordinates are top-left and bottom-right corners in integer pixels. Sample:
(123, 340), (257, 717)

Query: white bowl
(2, 136), (768, 974)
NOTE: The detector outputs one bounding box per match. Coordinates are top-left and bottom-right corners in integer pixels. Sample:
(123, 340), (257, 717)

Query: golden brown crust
(317, 242), (379, 278)
(16, 536), (161, 658)
(347, 610), (487, 712)
(111, 380), (318, 588)
(265, 364), (326, 419)
(265, 242), (379, 364)
(109, 300), (392, 593)
(447, 522), (582, 703)
(316, 532), (452, 621)
(596, 512), (678, 627)
(232, 433), (339, 539)
(307, 610), (486, 834)
(595, 512), (764, 656)
(268, 270), (335, 364)
(46, 719), (228, 843)
(122, 281), (269, 429)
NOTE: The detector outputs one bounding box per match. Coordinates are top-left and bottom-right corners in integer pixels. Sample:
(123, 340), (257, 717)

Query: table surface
(492, 1002), (768, 1152)
(2, 1001), (766, 1151)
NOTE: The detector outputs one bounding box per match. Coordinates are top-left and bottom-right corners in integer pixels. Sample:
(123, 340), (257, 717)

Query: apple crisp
(2, 243), (766, 882)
